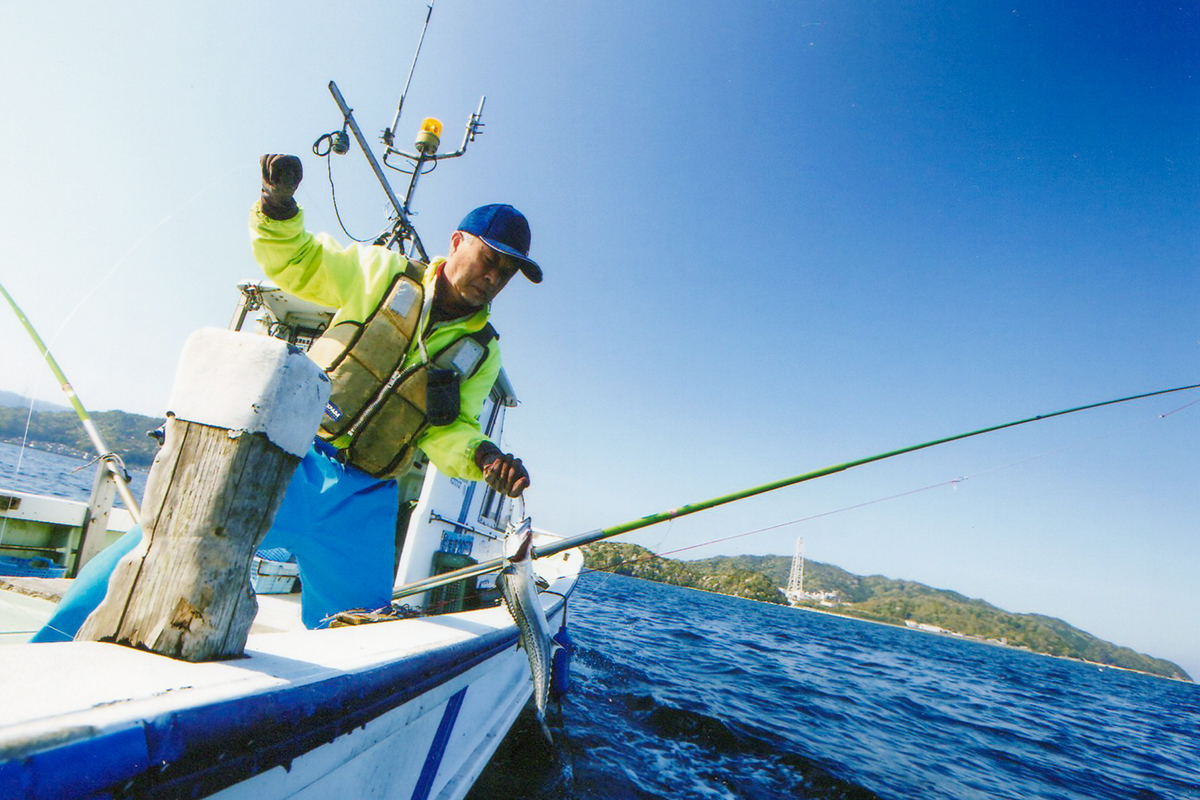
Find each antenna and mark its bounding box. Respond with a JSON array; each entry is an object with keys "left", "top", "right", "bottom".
[
  {"left": 384, "top": 1, "right": 436, "bottom": 150},
  {"left": 326, "top": 81, "right": 428, "bottom": 262},
  {"left": 318, "top": 2, "right": 487, "bottom": 261}
]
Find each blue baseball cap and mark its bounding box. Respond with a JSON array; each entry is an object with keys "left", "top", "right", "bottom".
[{"left": 457, "top": 204, "right": 542, "bottom": 283}]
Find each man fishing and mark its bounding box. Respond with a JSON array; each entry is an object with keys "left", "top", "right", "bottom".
[
  {"left": 251, "top": 153, "right": 537, "bottom": 627},
  {"left": 32, "top": 154, "right": 538, "bottom": 639}
]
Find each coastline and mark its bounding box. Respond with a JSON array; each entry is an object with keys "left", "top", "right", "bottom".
[
  {"left": 0, "top": 438, "right": 92, "bottom": 461},
  {"left": 593, "top": 573, "right": 1193, "bottom": 684},
  {"left": 785, "top": 602, "right": 1194, "bottom": 684}
]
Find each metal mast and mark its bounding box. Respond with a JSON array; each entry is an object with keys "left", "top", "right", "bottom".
[
  {"left": 786, "top": 537, "right": 805, "bottom": 605},
  {"left": 322, "top": 1, "right": 486, "bottom": 261}
]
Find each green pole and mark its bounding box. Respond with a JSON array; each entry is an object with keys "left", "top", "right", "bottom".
[
  {"left": 394, "top": 381, "right": 1200, "bottom": 599},
  {"left": 0, "top": 280, "right": 141, "bottom": 522}
]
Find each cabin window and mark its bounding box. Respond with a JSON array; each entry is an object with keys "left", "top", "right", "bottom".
[
  {"left": 479, "top": 391, "right": 504, "bottom": 437},
  {"left": 477, "top": 386, "right": 509, "bottom": 528},
  {"left": 289, "top": 324, "right": 326, "bottom": 351},
  {"left": 479, "top": 484, "right": 507, "bottom": 529}
]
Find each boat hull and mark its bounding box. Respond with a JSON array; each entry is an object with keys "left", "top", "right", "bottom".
[{"left": 0, "top": 580, "right": 572, "bottom": 800}]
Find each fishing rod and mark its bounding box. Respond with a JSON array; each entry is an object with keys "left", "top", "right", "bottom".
[
  {"left": 393, "top": 381, "right": 1200, "bottom": 600},
  {"left": 0, "top": 280, "right": 141, "bottom": 523}
]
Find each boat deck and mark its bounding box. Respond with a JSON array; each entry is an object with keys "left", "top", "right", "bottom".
[{"left": 0, "top": 577, "right": 309, "bottom": 641}]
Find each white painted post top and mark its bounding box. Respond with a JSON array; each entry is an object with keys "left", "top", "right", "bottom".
[{"left": 166, "top": 329, "right": 331, "bottom": 458}]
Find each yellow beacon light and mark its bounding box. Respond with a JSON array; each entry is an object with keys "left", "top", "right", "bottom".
[{"left": 415, "top": 117, "right": 443, "bottom": 154}]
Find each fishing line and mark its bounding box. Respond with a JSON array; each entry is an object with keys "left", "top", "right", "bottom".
[
  {"left": 0, "top": 280, "right": 142, "bottom": 523},
  {"left": 46, "top": 162, "right": 244, "bottom": 347},
  {"left": 1, "top": 349, "right": 54, "bottom": 547},
  {"left": 395, "top": 382, "right": 1200, "bottom": 599},
  {"left": 642, "top": 517, "right": 675, "bottom": 558},
  {"left": 582, "top": 397, "right": 1199, "bottom": 576},
  {"left": 1158, "top": 397, "right": 1200, "bottom": 418},
  {"left": 4, "top": 396, "right": 38, "bottom": 473},
  {"left": 577, "top": 518, "right": 679, "bottom": 594},
  {"left": 2, "top": 162, "right": 242, "bottom": 544},
  {"left": 578, "top": 480, "right": 961, "bottom": 578},
  {"left": 0, "top": 400, "right": 40, "bottom": 546}
]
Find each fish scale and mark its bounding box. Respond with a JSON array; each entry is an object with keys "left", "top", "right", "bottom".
[{"left": 498, "top": 517, "right": 557, "bottom": 742}]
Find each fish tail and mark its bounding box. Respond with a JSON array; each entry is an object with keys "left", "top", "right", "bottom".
[{"left": 536, "top": 712, "right": 554, "bottom": 744}]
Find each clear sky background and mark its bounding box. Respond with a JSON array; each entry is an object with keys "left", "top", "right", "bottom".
[{"left": 2, "top": 2, "right": 1197, "bottom": 677}]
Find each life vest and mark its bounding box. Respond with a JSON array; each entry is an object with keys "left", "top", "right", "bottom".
[{"left": 305, "top": 261, "right": 496, "bottom": 479}]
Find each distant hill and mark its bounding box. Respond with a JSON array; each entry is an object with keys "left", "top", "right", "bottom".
[
  {"left": 690, "top": 554, "right": 944, "bottom": 604},
  {"left": 582, "top": 542, "right": 785, "bottom": 605},
  {"left": 584, "top": 544, "right": 1191, "bottom": 682},
  {"left": 0, "top": 406, "right": 162, "bottom": 467},
  {"left": 0, "top": 390, "right": 70, "bottom": 414}
]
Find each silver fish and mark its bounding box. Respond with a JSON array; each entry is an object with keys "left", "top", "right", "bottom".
[{"left": 497, "top": 518, "right": 556, "bottom": 742}]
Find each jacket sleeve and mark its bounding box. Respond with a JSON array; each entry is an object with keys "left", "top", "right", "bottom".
[
  {"left": 248, "top": 203, "right": 400, "bottom": 321},
  {"left": 415, "top": 340, "right": 502, "bottom": 481}
]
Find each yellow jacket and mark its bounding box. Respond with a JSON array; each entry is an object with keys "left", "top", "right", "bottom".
[{"left": 249, "top": 203, "right": 500, "bottom": 481}]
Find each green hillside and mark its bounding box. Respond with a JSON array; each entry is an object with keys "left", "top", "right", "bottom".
[
  {"left": 582, "top": 542, "right": 785, "bottom": 605},
  {"left": 0, "top": 391, "right": 70, "bottom": 413},
  {"left": 587, "top": 544, "right": 1191, "bottom": 681},
  {"left": 0, "top": 407, "right": 162, "bottom": 467}
]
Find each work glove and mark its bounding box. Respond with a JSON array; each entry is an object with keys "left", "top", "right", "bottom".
[
  {"left": 259, "top": 154, "right": 303, "bottom": 220},
  {"left": 475, "top": 441, "right": 531, "bottom": 498}
]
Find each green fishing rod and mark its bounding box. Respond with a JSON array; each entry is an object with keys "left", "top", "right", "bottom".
[
  {"left": 0, "top": 280, "right": 141, "bottom": 522},
  {"left": 394, "top": 381, "right": 1200, "bottom": 600}
]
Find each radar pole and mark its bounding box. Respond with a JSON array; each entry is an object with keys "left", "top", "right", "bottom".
[
  {"left": 786, "top": 537, "right": 805, "bottom": 606},
  {"left": 320, "top": 0, "right": 486, "bottom": 261}
]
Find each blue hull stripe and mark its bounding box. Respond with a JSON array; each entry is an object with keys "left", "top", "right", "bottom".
[
  {"left": 410, "top": 687, "right": 468, "bottom": 800},
  {"left": 0, "top": 598, "right": 566, "bottom": 800}
]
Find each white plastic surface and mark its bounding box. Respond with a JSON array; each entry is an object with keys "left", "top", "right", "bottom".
[{"left": 166, "top": 328, "right": 331, "bottom": 457}]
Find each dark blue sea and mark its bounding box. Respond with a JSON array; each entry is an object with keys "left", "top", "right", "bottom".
[
  {"left": 0, "top": 442, "right": 147, "bottom": 508},
  {"left": 473, "top": 573, "right": 1200, "bottom": 800},
  {"left": 5, "top": 444, "right": 1199, "bottom": 799}
]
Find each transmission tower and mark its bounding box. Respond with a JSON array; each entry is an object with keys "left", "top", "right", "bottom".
[{"left": 786, "top": 537, "right": 804, "bottom": 605}]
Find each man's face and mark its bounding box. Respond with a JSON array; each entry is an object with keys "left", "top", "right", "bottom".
[{"left": 441, "top": 231, "right": 521, "bottom": 309}]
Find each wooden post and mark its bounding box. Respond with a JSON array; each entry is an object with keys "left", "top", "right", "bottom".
[{"left": 76, "top": 329, "right": 330, "bottom": 661}]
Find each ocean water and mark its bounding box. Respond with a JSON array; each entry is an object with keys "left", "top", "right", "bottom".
[
  {"left": 473, "top": 573, "right": 1200, "bottom": 800},
  {"left": 7, "top": 444, "right": 1199, "bottom": 798},
  {"left": 0, "top": 442, "right": 147, "bottom": 508}
]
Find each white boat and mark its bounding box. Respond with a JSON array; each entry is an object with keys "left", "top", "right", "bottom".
[
  {"left": 0, "top": 283, "right": 583, "bottom": 800},
  {"left": 0, "top": 27, "right": 589, "bottom": 793}
]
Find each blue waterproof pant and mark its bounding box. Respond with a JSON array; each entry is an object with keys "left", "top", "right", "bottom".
[
  {"left": 258, "top": 441, "right": 399, "bottom": 628},
  {"left": 32, "top": 441, "right": 399, "bottom": 640}
]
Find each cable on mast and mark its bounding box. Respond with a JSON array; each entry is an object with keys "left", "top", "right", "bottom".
[{"left": 320, "top": 1, "right": 486, "bottom": 260}]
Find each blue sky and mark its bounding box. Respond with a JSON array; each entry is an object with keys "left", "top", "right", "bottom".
[{"left": 2, "top": 2, "right": 1197, "bottom": 677}]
